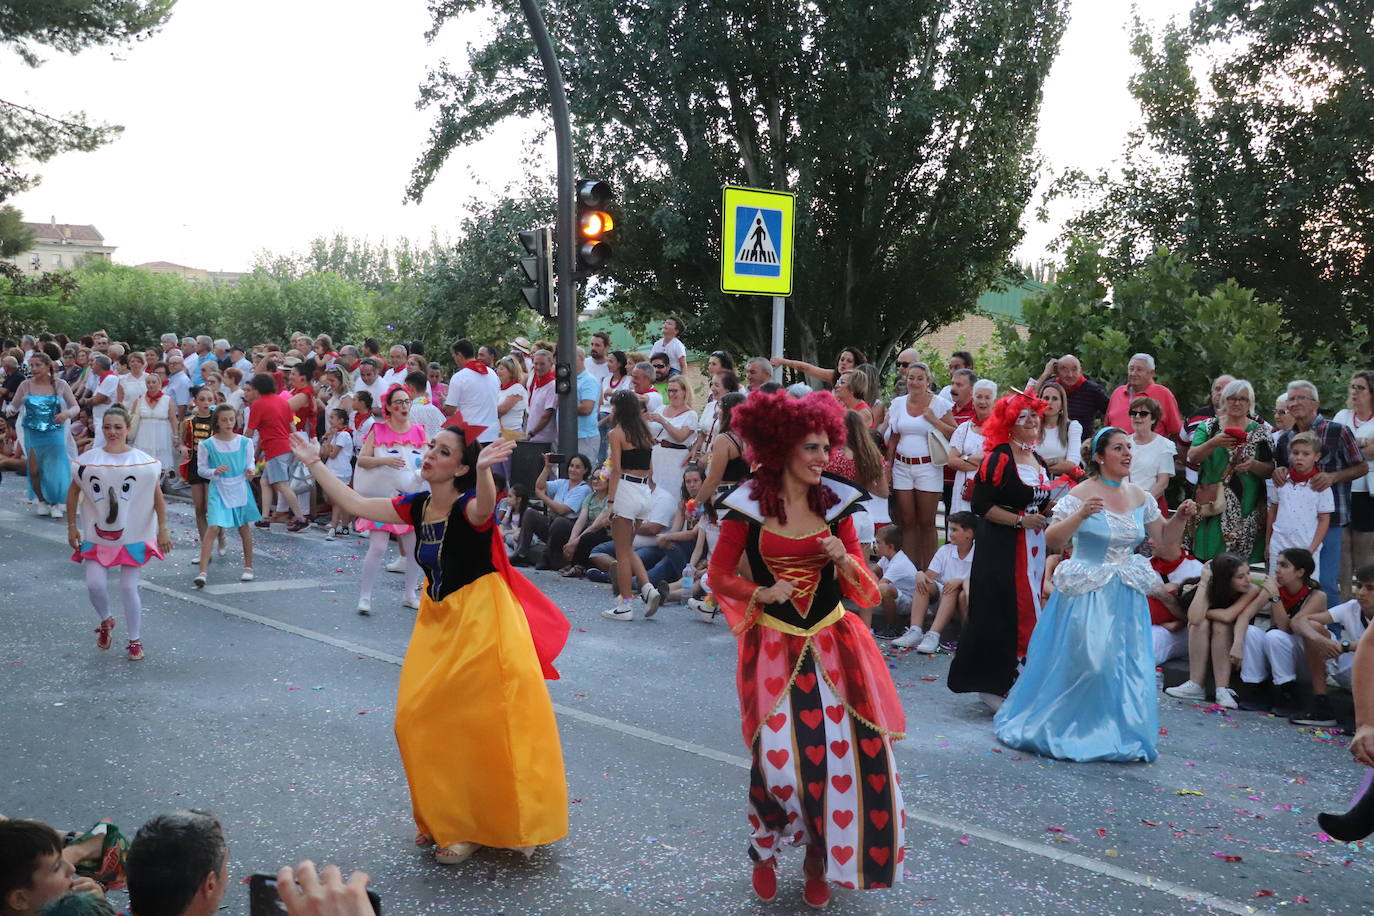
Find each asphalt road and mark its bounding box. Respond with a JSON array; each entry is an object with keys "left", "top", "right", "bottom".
[{"left": 1, "top": 474, "right": 1370, "bottom": 915}]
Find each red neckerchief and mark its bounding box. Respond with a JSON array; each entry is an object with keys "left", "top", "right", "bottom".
[
  {"left": 353, "top": 411, "right": 369, "bottom": 431},
  {"left": 94, "top": 368, "right": 113, "bottom": 382},
  {"left": 292, "top": 383, "right": 314, "bottom": 399},
  {"left": 1063, "top": 376, "right": 1086, "bottom": 393},
  {"left": 500, "top": 380, "right": 519, "bottom": 391},
  {"left": 1279, "top": 584, "right": 1313, "bottom": 613},
  {"left": 1151, "top": 553, "right": 1189, "bottom": 579},
  {"left": 145, "top": 386, "right": 164, "bottom": 406},
  {"left": 1288, "top": 465, "right": 1319, "bottom": 485},
  {"left": 634, "top": 383, "right": 655, "bottom": 396},
  {"left": 530, "top": 370, "right": 555, "bottom": 391},
  {"left": 463, "top": 359, "right": 489, "bottom": 376}
]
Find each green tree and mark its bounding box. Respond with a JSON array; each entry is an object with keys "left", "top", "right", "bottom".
[
  {"left": 1050, "top": 2, "right": 1374, "bottom": 349},
  {"left": 1000, "top": 238, "right": 1368, "bottom": 416},
  {"left": 0, "top": 204, "right": 35, "bottom": 257},
  {"left": 1, "top": 0, "right": 175, "bottom": 200},
  {"left": 407, "top": 0, "right": 1069, "bottom": 368}
]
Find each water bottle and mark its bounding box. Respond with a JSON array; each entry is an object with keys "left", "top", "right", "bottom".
[{"left": 681, "top": 566, "right": 695, "bottom": 593}]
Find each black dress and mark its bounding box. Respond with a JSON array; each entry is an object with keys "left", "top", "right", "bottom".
[{"left": 947, "top": 443, "right": 1052, "bottom": 697}]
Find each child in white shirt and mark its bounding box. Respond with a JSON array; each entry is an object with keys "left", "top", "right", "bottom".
[
  {"left": 871, "top": 524, "right": 918, "bottom": 638},
  {"left": 322, "top": 408, "right": 354, "bottom": 540},
  {"left": 896, "top": 511, "right": 977, "bottom": 653},
  {"left": 1267, "top": 432, "right": 1333, "bottom": 574}
]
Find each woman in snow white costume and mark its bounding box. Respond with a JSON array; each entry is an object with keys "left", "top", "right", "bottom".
[
  {"left": 288, "top": 428, "right": 570, "bottom": 866},
  {"left": 707, "top": 390, "right": 906, "bottom": 908}
]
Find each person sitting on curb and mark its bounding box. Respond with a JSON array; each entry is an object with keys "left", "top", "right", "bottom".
[{"left": 1288, "top": 563, "right": 1374, "bottom": 728}]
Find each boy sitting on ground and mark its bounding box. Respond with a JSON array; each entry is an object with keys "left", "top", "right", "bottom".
[
  {"left": 895, "top": 511, "right": 977, "bottom": 652},
  {"left": 1289, "top": 563, "right": 1374, "bottom": 728},
  {"left": 871, "top": 524, "right": 919, "bottom": 639},
  {"left": 0, "top": 820, "right": 110, "bottom": 916}
]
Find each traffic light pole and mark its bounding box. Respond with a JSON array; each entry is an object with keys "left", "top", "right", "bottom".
[{"left": 518, "top": 0, "right": 579, "bottom": 457}]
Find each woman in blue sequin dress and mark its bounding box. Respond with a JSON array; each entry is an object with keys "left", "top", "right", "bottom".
[
  {"left": 7, "top": 353, "right": 79, "bottom": 518},
  {"left": 994, "top": 427, "right": 1197, "bottom": 762}
]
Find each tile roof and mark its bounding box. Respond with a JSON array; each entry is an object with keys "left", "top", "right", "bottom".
[{"left": 22, "top": 221, "right": 106, "bottom": 243}]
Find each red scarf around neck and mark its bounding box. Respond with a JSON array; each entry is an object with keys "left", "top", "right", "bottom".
[
  {"left": 463, "top": 360, "right": 489, "bottom": 375},
  {"left": 1150, "top": 552, "right": 1189, "bottom": 579},
  {"left": 530, "top": 370, "right": 555, "bottom": 391},
  {"left": 145, "top": 384, "right": 165, "bottom": 406},
  {"left": 500, "top": 380, "right": 519, "bottom": 391},
  {"left": 1279, "top": 583, "right": 1313, "bottom": 613},
  {"left": 1288, "top": 465, "right": 1319, "bottom": 485}
]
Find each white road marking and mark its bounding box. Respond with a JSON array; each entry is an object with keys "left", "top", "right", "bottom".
[
  {"left": 202, "top": 578, "right": 324, "bottom": 595},
  {"left": 3, "top": 504, "right": 1254, "bottom": 914}
]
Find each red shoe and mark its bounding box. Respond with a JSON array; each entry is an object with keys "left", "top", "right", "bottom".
[
  {"left": 126, "top": 640, "right": 144, "bottom": 661},
  {"left": 803, "top": 849, "right": 829, "bottom": 908},
  {"left": 95, "top": 617, "right": 115, "bottom": 651},
  {"left": 751, "top": 859, "right": 777, "bottom": 902}
]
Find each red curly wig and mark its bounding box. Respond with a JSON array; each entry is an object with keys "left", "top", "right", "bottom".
[
  {"left": 729, "top": 389, "right": 848, "bottom": 523},
  {"left": 980, "top": 385, "right": 1049, "bottom": 450}
]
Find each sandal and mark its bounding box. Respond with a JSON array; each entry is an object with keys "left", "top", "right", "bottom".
[
  {"left": 95, "top": 617, "right": 115, "bottom": 651},
  {"left": 415, "top": 833, "right": 434, "bottom": 848},
  {"left": 126, "top": 640, "right": 144, "bottom": 661},
  {"left": 434, "top": 842, "right": 479, "bottom": 865}
]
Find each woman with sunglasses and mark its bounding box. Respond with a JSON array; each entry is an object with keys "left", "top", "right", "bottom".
[{"left": 1127, "top": 396, "right": 1176, "bottom": 514}]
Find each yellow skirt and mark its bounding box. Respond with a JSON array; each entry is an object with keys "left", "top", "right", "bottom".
[{"left": 395, "top": 571, "right": 568, "bottom": 848}]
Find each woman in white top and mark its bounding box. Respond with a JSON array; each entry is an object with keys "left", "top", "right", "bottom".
[
  {"left": 320, "top": 367, "right": 355, "bottom": 421},
  {"left": 946, "top": 380, "right": 997, "bottom": 515},
  {"left": 647, "top": 376, "right": 698, "bottom": 495},
  {"left": 131, "top": 377, "right": 177, "bottom": 469},
  {"left": 117, "top": 352, "right": 150, "bottom": 411},
  {"left": 599, "top": 350, "right": 633, "bottom": 435},
  {"left": 884, "top": 361, "right": 955, "bottom": 568},
  {"left": 691, "top": 370, "right": 740, "bottom": 465},
  {"left": 496, "top": 356, "right": 529, "bottom": 437},
  {"left": 1334, "top": 369, "right": 1374, "bottom": 585},
  {"left": 1126, "top": 394, "right": 1176, "bottom": 512},
  {"left": 1035, "top": 381, "right": 1083, "bottom": 475}
]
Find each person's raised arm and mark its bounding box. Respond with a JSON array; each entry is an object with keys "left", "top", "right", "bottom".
[
  {"left": 1144, "top": 498, "right": 1197, "bottom": 545},
  {"left": 464, "top": 438, "right": 512, "bottom": 526},
  {"left": 770, "top": 356, "right": 836, "bottom": 385},
  {"left": 292, "top": 432, "right": 404, "bottom": 524},
  {"left": 697, "top": 433, "right": 731, "bottom": 496}
]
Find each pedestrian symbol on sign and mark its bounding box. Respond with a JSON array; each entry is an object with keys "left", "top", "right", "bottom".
[{"left": 733, "top": 207, "right": 783, "bottom": 278}]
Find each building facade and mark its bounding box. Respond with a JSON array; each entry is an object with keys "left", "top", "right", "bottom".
[{"left": 2, "top": 218, "right": 116, "bottom": 275}]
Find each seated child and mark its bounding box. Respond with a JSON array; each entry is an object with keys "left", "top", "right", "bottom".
[
  {"left": 872, "top": 524, "right": 918, "bottom": 638},
  {"left": 0, "top": 820, "right": 111, "bottom": 916},
  {"left": 898, "top": 511, "right": 976, "bottom": 653},
  {"left": 1146, "top": 537, "right": 1204, "bottom": 665},
  {"left": 1288, "top": 562, "right": 1374, "bottom": 728}
]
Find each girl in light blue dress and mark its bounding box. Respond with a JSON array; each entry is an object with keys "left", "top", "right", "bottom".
[
  {"left": 194, "top": 405, "right": 261, "bottom": 587},
  {"left": 994, "top": 427, "right": 1197, "bottom": 762}
]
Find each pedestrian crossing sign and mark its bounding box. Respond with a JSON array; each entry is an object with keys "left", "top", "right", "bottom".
[{"left": 721, "top": 185, "right": 795, "bottom": 296}]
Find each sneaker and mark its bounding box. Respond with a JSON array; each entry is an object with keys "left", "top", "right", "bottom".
[
  {"left": 1236, "top": 682, "right": 1272, "bottom": 712},
  {"left": 240, "top": 568, "right": 254, "bottom": 582},
  {"left": 193, "top": 573, "right": 207, "bottom": 589},
  {"left": 889, "top": 626, "right": 925, "bottom": 649},
  {"left": 35, "top": 503, "right": 49, "bottom": 517},
  {"left": 510, "top": 554, "right": 533, "bottom": 567},
  {"left": 915, "top": 630, "right": 942, "bottom": 654},
  {"left": 216, "top": 538, "right": 226, "bottom": 557},
  {"left": 254, "top": 520, "right": 271, "bottom": 529},
  {"left": 286, "top": 518, "right": 310, "bottom": 533},
  {"left": 387, "top": 556, "right": 406, "bottom": 573},
  {"left": 1290, "top": 695, "right": 1337, "bottom": 727},
  {"left": 324, "top": 527, "right": 339, "bottom": 541},
  {"left": 978, "top": 692, "right": 1004, "bottom": 712},
  {"left": 49, "top": 504, "right": 63, "bottom": 521},
  {"left": 688, "top": 597, "right": 717, "bottom": 623},
  {"left": 402, "top": 593, "right": 421, "bottom": 610},
  {"left": 602, "top": 601, "right": 636, "bottom": 622},
  {"left": 356, "top": 597, "right": 372, "bottom": 616},
  {"left": 95, "top": 617, "right": 115, "bottom": 651},
  {"left": 1164, "top": 679, "right": 1207, "bottom": 701},
  {"left": 126, "top": 640, "right": 144, "bottom": 661},
  {"left": 1272, "top": 681, "right": 1301, "bottom": 718},
  {"left": 641, "top": 582, "right": 663, "bottom": 618},
  {"left": 1214, "top": 686, "right": 1238, "bottom": 709}
]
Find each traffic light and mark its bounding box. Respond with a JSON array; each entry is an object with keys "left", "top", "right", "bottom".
[
  {"left": 575, "top": 178, "right": 614, "bottom": 274},
  {"left": 518, "top": 226, "right": 553, "bottom": 318}
]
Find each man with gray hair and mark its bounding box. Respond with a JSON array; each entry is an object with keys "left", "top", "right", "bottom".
[
  {"left": 186, "top": 335, "right": 212, "bottom": 385},
  {"left": 160, "top": 333, "right": 178, "bottom": 360},
  {"left": 211, "top": 338, "right": 231, "bottom": 371},
  {"left": 1106, "top": 352, "right": 1182, "bottom": 437},
  {"left": 86, "top": 354, "right": 120, "bottom": 446},
  {"left": 1274, "top": 379, "right": 1369, "bottom": 603}
]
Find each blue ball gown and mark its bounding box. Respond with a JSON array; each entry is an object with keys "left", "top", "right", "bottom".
[{"left": 993, "top": 492, "right": 1163, "bottom": 762}]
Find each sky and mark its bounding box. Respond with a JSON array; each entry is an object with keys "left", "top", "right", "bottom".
[{"left": 2, "top": 0, "right": 1198, "bottom": 272}]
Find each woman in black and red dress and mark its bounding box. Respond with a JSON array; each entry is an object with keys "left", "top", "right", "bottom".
[
  {"left": 708, "top": 390, "right": 906, "bottom": 908},
  {"left": 947, "top": 388, "right": 1053, "bottom": 711}
]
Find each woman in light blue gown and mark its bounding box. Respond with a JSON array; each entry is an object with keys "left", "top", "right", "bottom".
[{"left": 994, "top": 427, "right": 1197, "bottom": 762}]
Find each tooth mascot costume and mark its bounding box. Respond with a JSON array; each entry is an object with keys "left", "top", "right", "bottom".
[{"left": 68, "top": 406, "right": 170, "bottom": 660}]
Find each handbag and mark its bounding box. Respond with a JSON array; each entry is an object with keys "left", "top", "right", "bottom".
[
  {"left": 1195, "top": 480, "right": 1228, "bottom": 517},
  {"left": 927, "top": 428, "right": 951, "bottom": 467}
]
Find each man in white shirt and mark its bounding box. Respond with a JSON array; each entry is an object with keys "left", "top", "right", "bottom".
[
  {"left": 380, "top": 345, "right": 410, "bottom": 388},
  {"left": 159, "top": 333, "right": 178, "bottom": 362},
  {"left": 584, "top": 331, "right": 612, "bottom": 385},
  {"left": 229, "top": 345, "right": 254, "bottom": 376},
  {"left": 652, "top": 317, "right": 688, "bottom": 375},
  {"left": 354, "top": 358, "right": 389, "bottom": 414},
  {"left": 631, "top": 362, "right": 664, "bottom": 414},
  {"left": 87, "top": 355, "right": 121, "bottom": 447},
  {"left": 165, "top": 355, "right": 193, "bottom": 418},
  {"left": 525, "top": 349, "right": 559, "bottom": 446},
  {"left": 20, "top": 335, "right": 35, "bottom": 366},
  {"left": 405, "top": 370, "right": 446, "bottom": 441},
  {"left": 443, "top": 339, "right": 500, "bottom": 443}
]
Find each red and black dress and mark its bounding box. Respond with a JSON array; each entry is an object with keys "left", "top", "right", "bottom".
[
  {"left": 708, "top": 477, "right": 907, "bottom": 889},
  {"left": 947, "top": 442, "right": 1051, "bottom": 697}
]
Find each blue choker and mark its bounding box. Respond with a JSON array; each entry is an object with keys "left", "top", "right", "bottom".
[{"left": 1099, "top": 476, "right": 1124, "bottom": 488}]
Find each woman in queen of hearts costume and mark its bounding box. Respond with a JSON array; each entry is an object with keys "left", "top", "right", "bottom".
[
  {"left": 707, "top": 389, "right": 906, "bottom": 908},
  {"left": 65, "top": 405, "right": 172, "bottom": 661}
]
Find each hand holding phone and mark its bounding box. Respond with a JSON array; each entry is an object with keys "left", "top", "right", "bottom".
[{"left": 250, "top": 865, "right": 379, "bottom": 916}]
